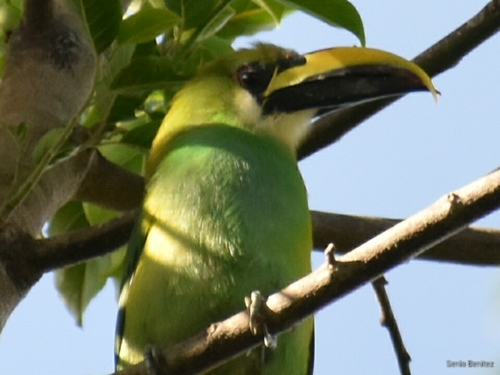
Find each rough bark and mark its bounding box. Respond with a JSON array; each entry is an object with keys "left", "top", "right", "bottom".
[{"left": 0, "top": 0, "right": 96, "bottom": 332}]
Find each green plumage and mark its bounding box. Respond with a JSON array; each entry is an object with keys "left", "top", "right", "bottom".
[
  {"left": 115, "top": 40, "right": 437, "bottom": 375},
  {"left": 117, "top": 126, "right": 313, "bottom": 374},
  {"left": 115, "top": 44, "right": 315, "bottom": 374}
]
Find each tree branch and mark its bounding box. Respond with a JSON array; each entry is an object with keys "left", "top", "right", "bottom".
[
  {"left": 35, "top": 210, "right": 138, "bottom": 273},
  {"left": 5, "top": 209, "right": 496, "bottom": 279},
  {"left": 297, "top": 0, "right": 500, "bottom": 159},
  {"left": 52, "top": 0, "right": 500, "bottom": 274},
  {"left": 0, "top": 206, "right": 493, "bottom": 283},
  {"left": 372, "top": 276, "right": 411, "bottom": 375},
  {"left": 75, "top": 151, "right": 145, "bottom": 211},
  {"left": 72, "top": 0, "right": 500, "bottom": 209},
  {"left": 311, "top": 211, "right": 500, "bottom": 266},
  {"left": 111, "top": 161, "right": 500, "bottom": 375},
  {"left": 0, "top": 0, "right": 97, "bottom": 332}
]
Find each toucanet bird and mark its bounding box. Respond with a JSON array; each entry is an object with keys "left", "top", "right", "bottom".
[{"left": 115, "top": 43, "right": 436, "bottom": 374}]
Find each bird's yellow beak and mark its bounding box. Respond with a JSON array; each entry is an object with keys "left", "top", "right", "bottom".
[{"left": 262, "top": 47, "right": 437, "bottom": 114}]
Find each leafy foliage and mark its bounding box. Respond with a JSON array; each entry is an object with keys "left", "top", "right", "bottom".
[
  {"left": 81, "top": 0, "right": 122, "bottom": 53},
  {"left": 19, "top": 0, "right": 365, "bottom": 323},
  {"left": 279, "top": 0, "right": 365, "bottom": 45}
]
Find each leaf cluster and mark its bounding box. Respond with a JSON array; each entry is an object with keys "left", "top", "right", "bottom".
[{"left": 0, "top": 0, "right": 364, "bottom": 324}]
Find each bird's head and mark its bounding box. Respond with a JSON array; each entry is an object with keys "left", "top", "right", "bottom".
[{"left": 149, "top": 43, "right": 437, "bottom": 174}]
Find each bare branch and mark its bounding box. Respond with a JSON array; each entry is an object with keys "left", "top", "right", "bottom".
[
  {"left": 372, "top": 276, "right": 411, "bottom": 375},
  {"left": 298, "top": 0, "right": 500, "bottom": 159},
  {"left": 111, "top": 163, "right": 500, "bottom": 375},
  {"left": 6, "top": 208, "right": 496, "bottom": 280},
  {"left": 0, "top": 209, "right": 136, "bottom": 297},
  {"left": 0, "top": 0, "right": 97, "bottom": 331},
  {"left": 35, "top": 210, "right": 138, "bottom": 273},
  {"left": 0, "top": 208, "right": 135, "bottom": 335},
  {"left": 75, "top": 152, "right": 145, "bottom": 211},
  {"left": 8, "top": 209, "right": 496, "bottom": 280},
  {"left": 311, "top": 211, "right": 500, "bottom": 266},
  {"left": 54, "top": 0, "right": 500, "bottom": 274}
]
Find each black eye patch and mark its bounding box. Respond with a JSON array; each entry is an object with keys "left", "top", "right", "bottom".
[
  {"left": 276, "top": 54, "right": 306, "bottom": 73},
  {"left": 236, "top": 54, "right": 306, "bottom": 101},
  {"left": 236, "top": 62, "right": 275, "bottom": 100}
]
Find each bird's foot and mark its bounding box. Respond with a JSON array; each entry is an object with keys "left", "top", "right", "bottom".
[
  {"left": 144, "top": 345, "right": 169, "bottom": 375},
  {"left": 245, "top": 290, "right": 277, "bottom": 349}
]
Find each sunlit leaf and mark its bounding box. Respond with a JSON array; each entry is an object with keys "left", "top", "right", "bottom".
[
  {"left": 197, "top": 5, "right": 235, "bottom": 40},
  {"left": 216, "top": 0, "right": 290, "bottom": 40},
  {"left": 0, "top": 3, "right": 22, "bottom": 32},
  {"left": 252, "top": 0, "right": 287, "bottom": 24},
  {"left": 196, "top": 35, "right": 234, "bottom": 60},
  {"left": 99, "top": 143, "right": 144, "bottom": 173},
  {"left": 217, "top": 7, "right": 280, "bottom": 39},
  {"left": 83, "top": 203, "right": 118, "bottom": 225},
  {"left": 110, "top": 56, "right": 185, "bottom": 92},
  {"left": 118, "top": 8, "right": 180, "bottom": 45},
  {"left": 165, "top": 0, "right": 227, "bottom": 29},
  {"left": 277, "top": 0, "right": 365, "bottom": 45}
]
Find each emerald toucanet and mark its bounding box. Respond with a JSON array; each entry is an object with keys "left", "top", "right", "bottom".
[{"left": 115, "top": 43, "right": 436, "bottom": 374}]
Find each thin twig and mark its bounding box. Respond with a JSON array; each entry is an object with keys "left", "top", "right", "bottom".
[{"left": 372, "top": 276, "right": 411, "bottom": 375}]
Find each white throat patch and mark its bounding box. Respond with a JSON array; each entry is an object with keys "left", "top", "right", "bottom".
[{"left": 234, "top": 89, "right": 314, "bottom": 153}]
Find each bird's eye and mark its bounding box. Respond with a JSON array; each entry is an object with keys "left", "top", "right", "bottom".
[{"left": 236, "top": 62, "right": 275, "bottom": 98}]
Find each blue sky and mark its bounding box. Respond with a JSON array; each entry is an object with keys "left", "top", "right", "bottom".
[{"left": 1, "top": 1, "right": 499, "bottom": 374}]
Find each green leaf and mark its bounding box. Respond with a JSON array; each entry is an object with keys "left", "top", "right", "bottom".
[
  {"left": 49, "top": 202, "right": 126, "bottom": 326},
  {"left": 197, "top": 6, "right": 235, "bottom": 40},
  {"left": 277, "top": 0, "right": 365, "bottom": 45},
  {"left": 90, "top": 43, "right": 136, "bottom": 125},
  {"left": 165, "top": 0, "right": 227, "bottom": 29},
  {"left": 55, "top": 261, "right": 101, "bottom": 327},
  {"left": 117, "top": 8, "right": 180, "bottom": 45},
  {"left": 120, "top": 120, "right": 161, "bottom": 149},
  {"left": 55, "top": 249, "right": 125, "bottom": 326},
  {"left": 217, "top": 8, "right": 280, "bottom": 39},
  {"left": 216, "top": 0, "right": 290, "bottom": 40},
  {"left": 82, "top": 0, "right": 122, "bottom": 53},
  {"left": 83, "top": 203, "right": 118, "bottom": 225},
  {"left": 32, "top": 128, "right": 66, "bottom": 164},
  {"left": 48, "top": 201, "right": 89, "bottom": 237},
  {"left": 252, "top": 0, "right": 287, "bottom": 24},
  {"left": 107, "top": 95, "right": 148, "bottom": 123},
  {"left": 99, "top": 143, "right": 145, "bottom": 173},
  {"left": 0, "top": 3, "right": 22, "bottom": 32},
  {"left": 195, "top": 36, "right": 234, "bottom": 61},
  {"left": 167, "top": 0, "right": 234, "bottom": 51},
  {"left": 49, "top": 202, "right": 89, "bottom": 326},
  {"left": 110, "top": 56, "right": 185, "bottom": 92},
  {"left": 132, "top": 40, "right": 161, "bottom": 58}
]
